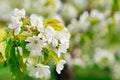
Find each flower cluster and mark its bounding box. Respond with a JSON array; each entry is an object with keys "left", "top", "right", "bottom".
[
  {"left": 0, "top": 0, "right": 119, "bottom": 80},
  {"left": 6, "top": 8, "right": 70, "bottom": 79}
]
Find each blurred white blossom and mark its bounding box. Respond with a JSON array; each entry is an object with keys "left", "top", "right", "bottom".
[
  {"left": 112, "top": 62, "right": 120, "bottom": 80},
  {"left": 94, "top": 48, "right": 115, "bottom": 67},
  {"left": 61, "top": 4, "right": 77, "bottom": 20}
]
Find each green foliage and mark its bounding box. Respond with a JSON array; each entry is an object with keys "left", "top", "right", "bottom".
[
  {"left": 112, "top": 0, "right": 119, "bottom": 12},
  {"left": 5, "top": 38, "right": 26, "bottom": 80},
  {"left": 9, "top": 46, "right": 23, "bottom": 80},
  {"left": 5, "top": 38, "right": 13, "bottom": 63},
  {"left": 73, "top": 65, "right": 111, "bottom": 80},
  {"left": 20, "top": 40, "right": 29, "bottom": 57}
]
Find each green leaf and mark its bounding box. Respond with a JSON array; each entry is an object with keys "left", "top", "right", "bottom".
[
  {"left": 112, "top": 0, "right": 119, "bottom": 12},
  {"left": 14, "top": 40, "right": 21, "bottom": 46},
  {"left": 9, "top": 46, "right": 23, "bottom": 80},
  {"left": 17, "top": 51, "right": 26, "bottom": 74},
  {"left": 10, "top": 61, "right": 23, "bottom": 80},
  {"left": 49, "top": 50, "right": 59, "bottom": 62},
  {"left": 42, "top": 48, "right": 59, "bottom": 65},
  {"left": 42, "top": 48, "right": 50, "bottom": 64},
  {"left": 5, "top": 38, "right": 13, "bottom": 63},
  {"left": 43, "top": 48, "right": 49, "bottom": 59},
  {"left": 9, "top": 45, "right": 17, "bottom": 63},
  {"left": 0, "top": 52, "right": 4, "bottom": 65},
  {"left": 20, "top": 40, "right": 29, "bottom": 58}
]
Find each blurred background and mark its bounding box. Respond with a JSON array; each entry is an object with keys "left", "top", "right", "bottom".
[{"left": 0, "top": 0, "right": 120, "bottom": 80}]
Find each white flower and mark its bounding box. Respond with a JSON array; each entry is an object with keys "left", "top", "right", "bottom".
[
  {"left": 30, "top": 14, "right": 43, "bottom": 30},
  {"left": 29, "top": 64, "right": 50, "bottom": 78},
  {"left": 27, "top": 55, "right": 38, "bottom": 67},
  {"left": 74, "top": 0, "right": 87, "bottom": 9},
  {"left": 25, "top": 36, "right": 46, "bottom": 55},
  {"left": 8, "top": 16, "right": 22, "bottom": 35},
  {"left": 80, "top": 11, "right": 89, "bottom": 22},
  {"left": 90, "top": 9, "right": 105, "bottom": 20},
  {"left": 54, "top": 0, "right": 62, "bottom": 11},
  {"left": 79, "top": 11, "right": 90, "bottom": 31},
  {"left": 61, "top": 4, "right": 77, "bottom": 19},
  {"left": 8, "top": 8, "right": 25, "bottom": 35},
  {"left": 114, "top": 11, "right": 120, "bottom": 23},
  {"left": 57, "top": 43, "right": 69, "bottom": 57},
  {"left": 72, "top": 58, "right": 86, "bottom": 68},
  {"left": 68, "top": 11, "right": 90, "bottom": 32},
  {"left": 112, "top": 63, "right": 120, "bottom": 80},
  {"left": 53, "top": 28, "right": 70, "bottom": 57},
  {"left": 56, "top": 60, "right": 66, "bottom": 74},
  {"left": 13, "top": 8, "right": 25, "bottom": 19},
  {"left": 38, "top": 26, "right": 55, "bottom": 43},
  {"left": 57, "top": 28, "right": 70, "bottom": 44},
  {"left": 94, "top": 48, "right": 115, "bottom": 66},
  {"left": 49, "top": 28, "right": 70, "bottom": 57},
  {"left": 51, "top": 31, "right": 59, "bottom": 47}
]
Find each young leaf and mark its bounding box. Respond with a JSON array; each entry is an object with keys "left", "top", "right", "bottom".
[
  {"left": 9, "top": 46, "right": 23, "bottom": 80},
  {"left": 0, "top": 29, "right": 7, "bottom": 42},
  {"left": 43, "top": 19, "right": 64, "bottom": 31},
  {"left": 5, "top": 38, "right": 13, "bottom": 63}
]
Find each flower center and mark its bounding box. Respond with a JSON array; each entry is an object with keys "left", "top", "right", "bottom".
[
  {"left": 42, "top": 31, "right": 47, "bottom": 35},
  {"left": 34, "top": 40, "right": 39, "bottom": 44}
]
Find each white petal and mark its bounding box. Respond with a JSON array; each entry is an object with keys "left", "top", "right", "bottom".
[
  {"left": 58, "top": 28, "right": 70, "bottom": 44},
  {"left": 36, "top": 64, "right": 50, "bottom": 78},
  {"left": 38, "top": 25, "right": 44, "bottom": 32},
  {"left": 11, "top": 16, "right": 19, "bottom": 23},
  {"left": 25, "top": 36, "right": 34, "bottom": 42},
  {"left": 37, "top": 71, "right": 43, "bottom": 78},
  {"left": 29, "top": 68, "right": 38, "bottom": 77},
  {"left": 8, "top": 24, "right": 16, "bottom": 29},
  {"left": 30, "top": 14, "right": 43, "bottom": 28},
  {"left": 30, "top": 50, "right": 42, "bottom": 56},
  {"left": 17, "top": 46, "right": 22, "bottom": 56},
  {"left": 57, "top": 51, "right": 61, "bottom": 58},
  {"left": 20, "top": 9, "right": 25, "bottom": 17},
  {"left": 26, "top": 43, "right": 33, "bottom": 51},
  {"left": 56, "top": 60, "right": 66, "bottom": 74},
  {"left": 52, "top": 38, "right": 58, "bottom": 47},
  {"left": 13, "top": 8, "right": 25, "bottom": 18},
  {"left": 44, "top": 69, "right": 50, "bottom": 78},
  {"left": 46, "top": 26, "right": 55, "bottom": 42},
  {"left": 30, "top": 14, "right": 37, "bottom": 26},
  {"left": 38, "top": 33, "right": 43, "bottom": 39},
  {"left": 58, "top": 43, "right": 69, "bottom": 55},
  {"left": 14, "top": 27, "right": 21, "bottom": 35}
]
